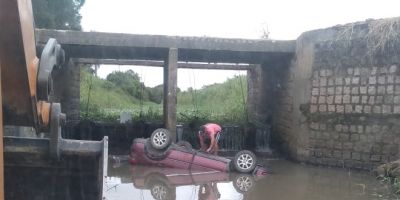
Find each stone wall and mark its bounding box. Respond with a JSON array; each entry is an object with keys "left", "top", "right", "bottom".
[{"left": 274, "top": 18, "right": 400, "bottom": 169}]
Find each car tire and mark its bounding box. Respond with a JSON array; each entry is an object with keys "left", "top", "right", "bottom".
[
  {"left": 232, "top": 173, "right": 255, "bottom": 194},
  {"left": 145, "top": 139, "right": 169, "bottom": 160},
  {"left": 150, "top": 128, "right": 172, "bottom": 150},
  {"left": 176, "top": 140, "right": 192, "bottom": 150},
  {"left": 233, "top": 150, "right": 257, "bottom": 173}
]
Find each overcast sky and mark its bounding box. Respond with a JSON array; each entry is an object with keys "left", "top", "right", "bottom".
[{"left": 80, "top": 0, "right": 400, "bottom": 90}]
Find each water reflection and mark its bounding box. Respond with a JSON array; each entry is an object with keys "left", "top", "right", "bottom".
[
  {"left": 105, "top": 163, "right": 263, "bottom": 200},
  {"left": 106, "top": 158, "right": 394, "bottom": 200}
]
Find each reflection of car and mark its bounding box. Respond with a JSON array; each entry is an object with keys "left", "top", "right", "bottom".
[
  {"left": 130, "top": 165, "right": 265, "bottom": 200},
  {"left": 130, "top": 128, "right": 268, "bottom": 175}
]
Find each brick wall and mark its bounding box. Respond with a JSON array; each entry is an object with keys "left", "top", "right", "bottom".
[{"left": 274, "top": 18, "right": 400, "bottom": 168}]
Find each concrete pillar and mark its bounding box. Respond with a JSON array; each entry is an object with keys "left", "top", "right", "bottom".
[
  {"left": 52, "top": 59, "right": 80, "bottom": 121},
  {"left": 163, "top": 48, "right": 178, "bottom": 141},
  {"left": 247, "top": 64, "right": 266, "bottom": 124}
]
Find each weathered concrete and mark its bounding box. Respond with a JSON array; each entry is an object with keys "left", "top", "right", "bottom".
[
  {"left": 74, "top": 58, "right": 252, "bottom": 70},
  {"left": 163, "top": 48, "right": 178, "bottom": 140},
  {"left": 274, "top": 18, "right": 400, "bottom": 169},
  {"left": 36, "top": 29, "right": 295, "bottom": 64},
  {"left": 52, "top": 59, "right": 80, "bottom": 121}
]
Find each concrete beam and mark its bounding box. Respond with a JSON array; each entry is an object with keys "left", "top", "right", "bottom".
[
  {"left": 163, "top": 48, "right": 178, "bottom": 141},
  {"left": 36, "top": 29, "right": 295, "bottom": 64},
  {"left": 74, "top": 58, "right": 252, "bottom": 70}
]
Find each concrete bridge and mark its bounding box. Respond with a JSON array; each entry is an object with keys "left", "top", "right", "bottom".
[
  {"left": 36, "top": 17, "right": 400, "bottom": 169},
  {"left": 36, "top": 29, "right": 295, "bottom": 141}
]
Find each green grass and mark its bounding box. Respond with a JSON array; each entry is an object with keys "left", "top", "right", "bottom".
[{"left": 80, "top": 68, "right": 248, "bottom": 124}]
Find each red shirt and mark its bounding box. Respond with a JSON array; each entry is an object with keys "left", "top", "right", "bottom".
[{"left": 202, "top": 123, "right": 222, "bottom": 138}]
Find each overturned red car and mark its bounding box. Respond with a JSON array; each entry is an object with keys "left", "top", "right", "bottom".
[{"left": 130, "top": 128, "right": 267, "bottom": 175}]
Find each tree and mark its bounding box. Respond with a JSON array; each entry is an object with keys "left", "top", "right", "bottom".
[
  {"left": 106, "top": 70, "right": 142, "bottom": 99},
  {"left": 32, "top": 0, "right": 85, "bottom": 30}
]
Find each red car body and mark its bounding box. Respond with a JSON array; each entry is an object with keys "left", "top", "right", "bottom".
[{"left": 130, "top": 138, "right": 267, "bottom": 176}]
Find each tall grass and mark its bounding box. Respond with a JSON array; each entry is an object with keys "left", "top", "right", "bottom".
[{"left": 80, "top": 68, "right": 248, "bottom": 124}]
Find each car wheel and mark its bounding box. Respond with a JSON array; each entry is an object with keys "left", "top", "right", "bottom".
[
  {"left": 233, "top": 150, "right": 257, "bottom": 173},
  {"left": 145, "top": 139, "right": 169, "bottom": 160},
  {"left": 232, "top": 173, "right": 255, "bottom": 193},
  {"left": 150, "top": 129, "right": 172, "bottom": 150},
  {"left": 176, "top": 140, "right": 192, "bottom": 150}
]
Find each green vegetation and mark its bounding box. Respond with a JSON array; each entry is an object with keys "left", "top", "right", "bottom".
[
  {"left": 80, "top": 67, "right": 248, "bottom": 124},
  {"left": 32, "top": 0, "right": 84, "bottom": 30}
]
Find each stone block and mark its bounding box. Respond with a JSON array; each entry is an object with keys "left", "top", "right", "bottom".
[
  {"left": 387, "top": 85, "right": 394, "bottom": 94},
  {"left": 312, "top": 79, "right": 319, "bottom": 87},
  {"left": 371, "top": 155, "right": 381, "bottom": 162},
  {"left": 345, "top": 77, "right": 351, "bottom": 85},
  {"left": 319, "top": 124, "right": 326, "bottom": 130},
  {"left": 320, "top": 69, "right": 327, "bottom": 77},
  {"left": 347, "top": 68, "right": 354, "bottom": 75},
  {"left": 351, "top": 134, "right": 360, "bottom": 141},
  {"left": 335, "top": 124, "right": 342, "bottom": 132},
  {"left": 352, "top": 77, "right": 360, "bottom": 85},
  {"left": 368, "top": 86, "right": 376, "bottom": 95},
  {"left": 335, "top": 77, "right": 343, "bottom": 85},
  {"left": 328, "top": 78, "right": 334, "bottom": 86},
  {"left": 336, "top": 105, "right": 344, "bottom": 113},
  {"left": 352, "top": 152, "right": 361, "bottom": 161},
  {"left": 357, "top": 125, "right": 364, "bottom": 134},
  {"left": 396, "top": 76, "right": 400, "bottom": 84},
  {"left": 372, "top": 125, "right": 381, "bottom": 132},
  {"left": 361, "top": 154, "right": 370, "bottom": 162},
  {"left": 313, "top": 70, "right": 319, "bottom": 78},
  {"left": 343, "top": 151, "right": 352, "bottom": 159},
  {"left": 382, "top": 105, "right": 392, "bottom": 114},
  {"left": 345, "top": 104, "right": 353, "bottom": 113},
  {"left": 340, "top": 134, "right": 349, "bottom": 141},
  {"left": 389, "top": 65, "right": 398, "bottom": 73},
  {"left": 335, "top": 95, "right": 342, "bottom": 104},
  {"left": 376, "top": 96, "right": 383, "bottom": 104},
  {"left": 394, "top": 96, "right": 400, "bottom": 104},
  {"left": 378, "top": 76, "right": 386, "bottom": 84},
  {"left": 327, "top": 87, "right": 335, "bottom": 95},
  {"left": 350, "top": 125, "right": 357, "bottom": 133},
  {"left": 371, "top": 67, "right": 378, "bottom": 75},
  {"left": 328, "top": 105, "right": 336, "bottom": 112},
  {"left": 351, "top": 96, "right": 360, "bottom": 104},
  {"left": 388, "top": 75, "right": 394, "bottom": 84},
  {"left": 343, "top": 95, "right": 351, "bottom": 104},
  {"left": 396, "top": 86, "right": 400, "bottom": 94},
  {"left": 312, "top": 88, "right": 319, "bottom": 96},
  {"left": 365, "top": 125, "right": 372, "bottom": 133},
  {"left": 355, "top": 105, "right": 363, "bottom": 113},
  {"left": 380, "top": 67, "right": 388, "bottom": 74},
  {"left": 342, "top": 125, "right": 349, "bottom": 132},
  {"left": 319, "top": 96, "right": 326, "bottom": 104},
  {"left": 394, "top": 106, "right": 400, "bottom": 113},
  {"left": 354, "top": 67, "right": 360, "bottom": 76},
  {"left": 384, "top": 95, "right": 394, "bottom": 104},
  {"left": 363, "top": 105, "right": 371, "bottom": 113},
  {"left": 335, "top": 87, "right": 343, "bottom": 95},
  {"left": 373, "top": 106, "right": 382, "bottom": 114},
  {"left": 327, "top": 96, "right": 334, "bottom": 104},
  {"left": 311, "top": 96, "right": 318, "bottom": 104},
  {"left": 310, "top": 105, "right": 318, "bottom": 113},
  {"left": 333, "top": 151, "right": 342, "bottom": 158},
  {"left": 320, "top": 77, "right": 327, "bottom": 86},
  {"left": 369, "top": 76, "right": 377, "bottom": 85},
  {"left": 368, "top": 96, "right": 375, "bottom": 104},
  {"left": 319, "top": 105, "right": 327, "bottom": 112},
  {"left": 360, "top": 86, "right": 367, "bottom": 94},
  {"left": 320, "top": 87, "right": 327, "bottom": 95},
  {"left": 361, "top": 96, "right": 368, "bottom": 104},
  {"left": 343, "top": 87, "right": 351, "bottom": 94},
  {"left": 377, "top": 86, "right": 386, "bottom": 94},
  {"left": 351, "top": 87, "right": 359, "bottom": 94}
]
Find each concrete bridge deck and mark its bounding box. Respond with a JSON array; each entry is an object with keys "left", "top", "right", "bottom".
[{"left": 36, "top": 29, "right": 295, "bottom": 64}]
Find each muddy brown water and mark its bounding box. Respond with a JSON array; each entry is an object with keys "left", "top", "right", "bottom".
[{"left": 105, "top": 158, "right": 396, "bottom": 200}]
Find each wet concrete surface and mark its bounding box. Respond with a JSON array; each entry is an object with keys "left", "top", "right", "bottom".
[{"left": 105, "top": 158, "right": 395, "bottom": 200}]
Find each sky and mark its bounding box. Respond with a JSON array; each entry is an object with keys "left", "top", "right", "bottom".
[{"left": 80, "top": 0, "right": 400, "bottom": 90}]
